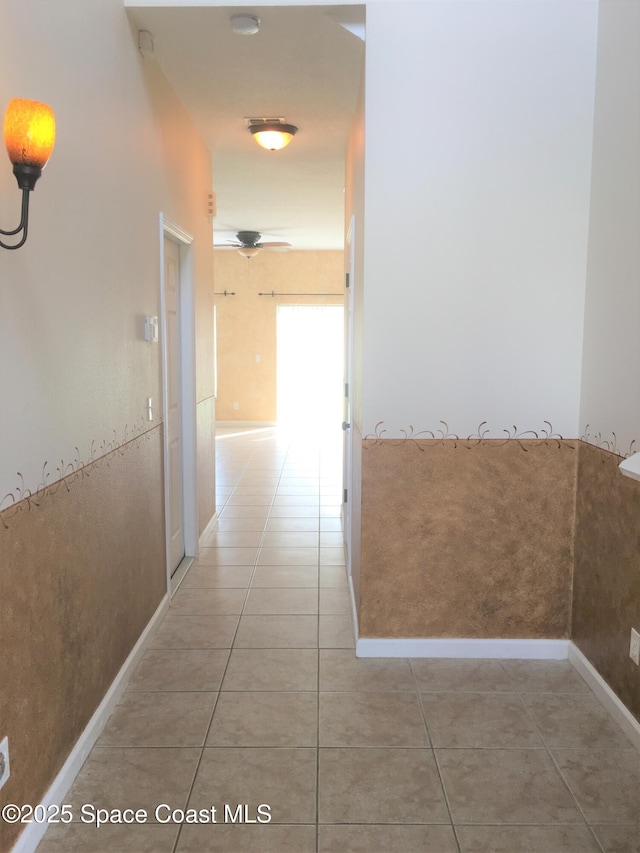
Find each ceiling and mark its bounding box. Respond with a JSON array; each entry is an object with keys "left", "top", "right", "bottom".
[{"left": 126, "top": 5, "right": 365, "bottom": 250}]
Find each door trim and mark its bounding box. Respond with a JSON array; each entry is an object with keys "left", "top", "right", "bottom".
[
  {"left": 160, "top": 214, "right": 198, "bottom": 596},
  {"left": 343, "top": 215, "right": 356, "bottom": 578}
]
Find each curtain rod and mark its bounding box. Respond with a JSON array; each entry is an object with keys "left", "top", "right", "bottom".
[
  {"left": 214, "top": 290, "right": 236, "bottom": 296},
  {"left": 258, "top": 291, "right": 343, "bottom": 297}
]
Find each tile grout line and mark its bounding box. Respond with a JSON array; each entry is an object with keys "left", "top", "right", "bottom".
[
  {"left": 221, "top": 432, "right": 286, "bottom": 645},
  {"left": 512, "top": 685, "right": 606, "bottom": 850},
  {"left": 226, "top": 429, "right": 324, "bottom": 842},
  {"left": 545, "top": 749, "right": 607, "bottom": 853},
  {"left": 60, "top": 431, "right": 638, "bottom": 850},
  {"left": 497, "top": 661, "right": 611, "bottom": 853},
  {"left": 172, "top": 430, "right": 285, "bottom": 853},
  {"left": 171, "top": 432, "right": 266, "bottom": 853},
  {"left": 169, "top": 678, "right": 221, "bottom": 852}
]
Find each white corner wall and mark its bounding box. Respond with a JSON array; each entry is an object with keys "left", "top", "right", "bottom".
[
  {"left": 362, "top": 0, "right": 599, "bottom": 440},
  {"left": 579, "top": 0, "right": 640, "bottom": 457},
  {"left": 0, "top": 0, "right": 214, "bottom": 500}
]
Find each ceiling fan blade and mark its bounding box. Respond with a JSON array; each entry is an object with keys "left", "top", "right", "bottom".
[{"left": 260, "top": 241, "right": 292, "bottom": 248}]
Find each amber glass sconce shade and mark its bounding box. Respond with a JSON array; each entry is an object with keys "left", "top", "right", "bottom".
[{"left": 1, "top": 98, "right": 56, "bottom": 250}]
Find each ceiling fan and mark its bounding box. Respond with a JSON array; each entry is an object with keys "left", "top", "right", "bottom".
[{"left": 216, "top": 230, "right": 292, "bottom": 259}]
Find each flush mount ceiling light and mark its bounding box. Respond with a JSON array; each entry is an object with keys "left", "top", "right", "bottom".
[
  {"left": 230, "top": 14, "right": 260, "bottom": 35},
  {"left": 247, "top": 118, "right": 298, "bottom": 151},
  {"left": 1, "top": 98, "right": 55, "bottom": 250}
]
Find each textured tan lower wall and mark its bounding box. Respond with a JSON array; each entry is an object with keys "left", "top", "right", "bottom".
[
  {"left": 360, "top": 439, "right": 578, "bottom": 639},
  {"left": 572, "top": 443, "right": 640, "bottom": 721},
  {"left": 0, "top": 429, "right": 166, "bottom": 853}
]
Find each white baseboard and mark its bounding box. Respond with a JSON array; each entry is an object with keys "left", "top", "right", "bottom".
[
  {"left": 356, "top": 637, "right": 570, "bottom": 660},
  {"left": 199, "top": 511, "right": 219, "bottom": 543},
  {"left": 170, "top": 556, "right": 194, "bottom": 596},
  {"left": 568, "top": 642, "right": 640, "bottom": 753},
  {"left": 352, "top": 637, "right": 639, "bottom": 749},
  {"left": 348, "top": 572, "right": 359, "bottom": 648},
  {"left": 12, "top": 594, "right": 170, "bottom": 853}
]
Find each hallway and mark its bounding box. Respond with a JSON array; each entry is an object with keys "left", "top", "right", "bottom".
[{"left": 36, "top": 427, "right": 638, "bottom": 853}]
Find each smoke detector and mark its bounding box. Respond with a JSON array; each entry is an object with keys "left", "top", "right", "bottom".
[{"left": 230, "top": 14, "right": 260, "bottom": 36}]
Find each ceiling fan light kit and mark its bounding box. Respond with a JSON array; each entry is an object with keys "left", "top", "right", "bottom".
[
  {"left": 237, "top": 246, "right": 261, "bottom": 259},
  {"left": 248, "top": 119, "right": 298, "bottom": 151}
]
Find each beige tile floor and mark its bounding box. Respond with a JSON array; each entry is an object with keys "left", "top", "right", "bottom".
[{"left": 37, "top": 427, "right": 639, "bottom": 853}]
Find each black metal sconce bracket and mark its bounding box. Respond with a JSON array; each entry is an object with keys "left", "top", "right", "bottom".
[
  {"left": 0, "top": 164, "right": 42, "bottom": 250},
  {"left": 0, "top": 188, "right": 30, "bottom": 250}
]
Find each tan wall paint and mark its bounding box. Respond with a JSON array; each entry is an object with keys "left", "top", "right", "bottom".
[
  {"left": 213, "top": 251, "right": 344, "bottom": 422},
  {"left": 0, "top": 7, "right": 209, "bottom": 495},
  {"left": 0, "top": 4, "right": 215, "bottom": 847},
  {"left": 148, "top": 70, "right": 216, "bottom": 407},
  {"left": 143, "top": 43, "right": 217, "bottom": 532}
]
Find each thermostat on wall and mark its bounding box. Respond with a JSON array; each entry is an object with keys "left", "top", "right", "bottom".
[{"left": 145, "top": 316, "right": 159, "bottom": 343}]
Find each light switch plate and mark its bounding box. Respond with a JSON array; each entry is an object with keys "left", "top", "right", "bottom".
[
  {"left": 630, "top": 628, "right": 640, "bottom": 666},
  {"left": 0, "top": 736, "right": 10, "bottom": 790},
  {"left": 144, "top": 316, "right": 159, "bottom": 343},
  {"left": 619, "top": 452, "right": 640, "bottom": 483}
]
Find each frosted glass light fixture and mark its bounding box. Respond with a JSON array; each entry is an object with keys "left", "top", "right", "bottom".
[
  {"left": 249, "top": 121, "right": 298, "bottom": 151},
  {"left": 1, "top": 98, "right": 56, "bottom": 250},
  {"left": 237, "top": 246, "right": 261, "bottom": 259}
]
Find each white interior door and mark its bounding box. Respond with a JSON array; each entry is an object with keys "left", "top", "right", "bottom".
[{"left": 164, "top": 236, "right": 185, "bottom": 574}]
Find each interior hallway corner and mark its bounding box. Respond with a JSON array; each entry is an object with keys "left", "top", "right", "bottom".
[{"left": 35, "top": 427, "right": 639, "bottom": 853}]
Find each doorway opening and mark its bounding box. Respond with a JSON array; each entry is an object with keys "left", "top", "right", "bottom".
[
  {"left": 160, "top": 216, "right": 198, "bottom": 593},
  {"left": 276, "top": 305, "right": 344, "bottom": 430}
]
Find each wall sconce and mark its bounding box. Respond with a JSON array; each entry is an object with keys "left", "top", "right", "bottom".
[
  {"left": 1, "top": 98, "right": 56, "bottom": 250},
  {"left": 247, "top": 118, "right": 298, "bottom": 151}
]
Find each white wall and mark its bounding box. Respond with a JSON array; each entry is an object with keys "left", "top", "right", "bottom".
[
  {"left": 579, "top": 0, "right": 640, "bottom": 457},
  {"left": 0, "top": 0, "right": 213, "bottom": 501},
  {"left": 362, "top": 0, "right": 598, "bottom": 440}
]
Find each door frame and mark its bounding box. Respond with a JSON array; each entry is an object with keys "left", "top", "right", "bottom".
[
  {"left": 343, "top": 215, "right": 356, "bottom": 577},
  {"left": 160, "top": 214, "right": 198, "bottom": 594}
]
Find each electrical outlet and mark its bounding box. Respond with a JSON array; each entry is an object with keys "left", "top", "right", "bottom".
[
  {"left": 630, "top": 628, "right": 640, "bottom": 666},
  {"left": 0, "top": 736, "right": 10, "bottom": 790},
  {"left": 233, "top": 402, "right": 239, "bottom": 410}
]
